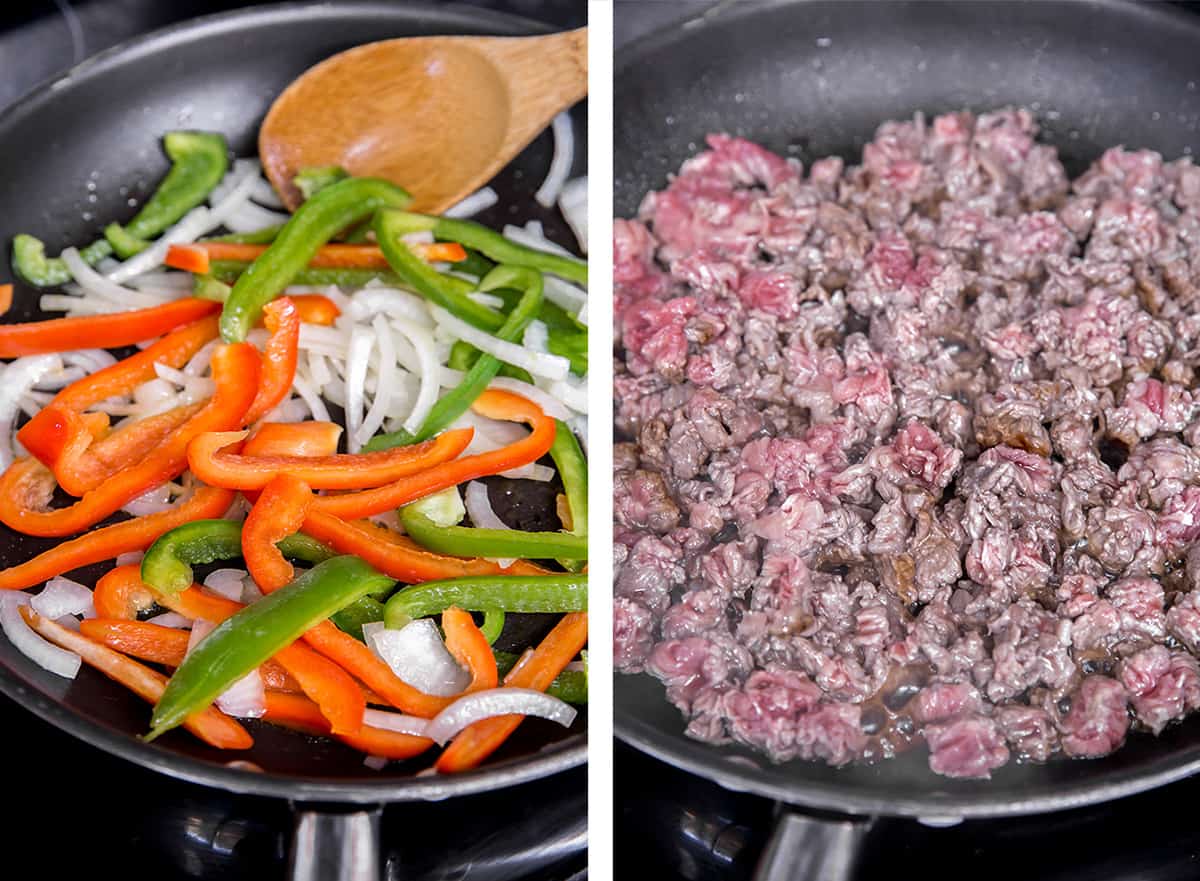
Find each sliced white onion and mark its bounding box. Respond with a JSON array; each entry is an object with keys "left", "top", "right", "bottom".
[
  {"left": 391, "top": 316, "right": 440, "bottom": 434},
  {"left": 116, "top": 551, "right": 145, "bottom": 567},
  {"left": 356, "top": 314, "right": 397, "bottom": 448},
  {"left": 544, "top": 275, "right": 588, "bottom": 312},
  {"left": 204, "top": 569, "right": 250, "bottom": 602},
  {"left": 32, "top": 577, "right": 94, "bottom": 620},
  {"left": 430, "top": 306, "right": 569, "bottom": 381},
  {"left": 184, "top": 339, "right": 219, "bottom": 376},
  {"left": 425, "top": 687, "right": 577, "bottom": 745},
  {"left": 347, "top": 287, "right": 433, "bottom": 326},
  {"left": 558, "top": 176, "right": 588, "bottom": 254},
  {"left": 547, "top": 375, "right": 588, "bottom": 415},
  {"left": 363, "top": 755, "right": 389, "bottom": 771},
  {"left": 486, "top": 376, "right": 571, "bottom": 419},
  {"left": 444, "top": 186, "right": 499, "bottom": 219},
  {"left": 364, "top": 619, "right": 469, "bottom": 697},
  {"left": 465, "top": 481, "right": 515, "bottom": 568},
  {"left": 188, "top": 620, "right": 265, "bottom": 718},
  {"left": 535, "top": 112, "right": 575, "bottom": 208},
  {"left": 61, "top": 248, "right": 167, "bottom": 308},
  {"left": 250, "top": 176, "right": 286, "bottom": 210},
  {"left": 290, "top": 374, "right": 331, "bottom": 423},
  {"left": 502, "top": 222, "right": 576, "bottom": 259},
  {"left": 0, "top": 355, "right": 62, "bottom": 472},
  {"left": 0, "top": 594, "right": 80, "bottom": 679},
  {"left": 344, "top": 325, "right": 373, "bottom": 453},
  {"left": 225, "top": 200, "right": 290, "bottom": 234},
  {"left": 523, "top": 319, "right": 550, "bottom": 354},
  {"left": 503, "top": 463, "right": 555, "bottom": 482},
  {"left": 122, "top": 483, "right": 175, "bottom": 516},
  {"left": 144, "top": 611, "right": 193, "bottom": 630},
  {"left": 362, "top": 708, "right": 431, "bottom": 737}
]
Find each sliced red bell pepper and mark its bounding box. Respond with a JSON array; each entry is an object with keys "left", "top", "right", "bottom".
[
  {"left": 435, "top": 612, "right": 587, "bottom": 773},
  {"left": 308, "top": 390, "right": 555, "bottom": 520},
  {"left": 22, "top": 606, "right": 252, "bottom": 750},
  {"left": 243, "top": 296, "right": 300, "bottom": 425},
  {"left": 113, "top": 565, "right": 367, "bottom": 736},
  {"left": 243, "top": 422, "right": 342, "bottom": 458},
  {"left": 300, "top": 511, "right": 550, "bottom": 582},
  {"left": 0, "top": 485, "right": 233, "bottom": 590},
  {"left": 262, "top": 691, "right": 433, "bottom": 760},
  {"left": 0, "top": 343, "right": 259, "bottom": 537},
  {"left": 93, "top": 565, "right": 157, "bottom": 619},
  {"left": 20, "top": 314, "right": 219, "bottom": 421},
  {"left": 243, "top": 474, "right": 312, "bottom": 592},
  {"left": 0, "top": 283, "right": 12, "bottom": 317},
  {"left": 164, "top": 244, "right": 210, "bottom": 274},
  {"left": 288, "top": 294, "right": 340, "bottom": 326},
  {"left": 187, "top": 427, "right": 473, "bottom": 491},
  {"left": 0, "top": 298, "right": 219, "bottom": 359},
  {"left": 441, "top": 606, "right": 498, "bottom": 693}
]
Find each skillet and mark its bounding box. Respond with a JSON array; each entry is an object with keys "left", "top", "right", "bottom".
[
  {"left": 614, "top": 0, "right": 1200, "bottom": 876},
  {"left": 0, "top": 3, "right": 586, "bottom": 878}
]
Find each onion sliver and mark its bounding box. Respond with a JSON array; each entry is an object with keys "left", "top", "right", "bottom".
[
  {"left": 430, "top": 306, "right": 569, "bottom": 381},
  {"left": 364, "top": 619, "right": 469, "bottom": 697},
  {"left": 0, "top": 355, "right": 62, "bottom": 472},
  {"left": 535, "top": 112, "right": 575, "bottom": 208},
  {"left": 61, "top": 248, "right": 165, "bottom": 308},
  {"left": 425, "top": 687, "right": 577, "bottom": 745},
  {"left": 362, "top": 708, "right": 431, "bottom": 738},
  {"left": 32, "top": 577, "right": 94, "bottom": 620},
  {"left": 144, "top": 612, "right": 192, "bottom": 630},
  {"left": 558, "top": 176, "right": 588, "bottom": 254},
  {"left": 0, "top": 594, "right": 81, "bottom": 679},
  {"left": 445, "top": 186, "right": 499, "bottom": 219}
]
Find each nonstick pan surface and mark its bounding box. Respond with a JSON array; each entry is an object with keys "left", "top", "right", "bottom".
[
  {"left": 0, "top": 0, "right": 586, "bottom": 804},
  {"left": 615, "top": 0, "right": 1200, "bottom": 819}
]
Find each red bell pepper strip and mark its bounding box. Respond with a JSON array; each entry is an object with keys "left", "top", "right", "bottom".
[
  {"left": 288, "top": 294, "right": 340, "bottom": 326},
  {"left": 0, "top": 485, "right": 233, "bottom": 590},
  {"left": 0, "top": 283, "right": 12, "bottom": 317},
  {"left": 164, "top": 244, "right": 210, "bottom": 274},
  {"left": 26, "top": 403, "right": 203, "bottom": 497},
  {"left": 0, "top": 343, "right": 259, "bottom": 537},
  {"left": 436, "top": 612, "right": 587, "bottom": 773},
  {"left": 80, "top": 618, "right": 190, "bottom": 664},
  {"left": 244, "top": 422, "right": 342, "bottom": 458},
  {"left": 21, "top": 606, "right": 253, "bottom": 750},
  {"left": 19, "top": 314, "right": 219, "bottom": 421},
  {"left": 243, "top": 296, "right": 300, "bottom": 424},
  {"left": 300, "top": 511, "right": 550, "bottom": 582},
  {"left": 93, "top": 565, "right": 157, "bottom": 619},
  {"left": 187, "top": 427, "right": 473, "bottom": 491},
  {"left": 262, "top": 691, "right": 434, "bottom": 760},
  {"left": 79, "top": 619, "right": 306, "bottom": 696},
  {"left": 243, "top": 474, "right": 312, "bottom": 592},
  {"left": 0, "top": 298, "right": 219, "bottom": 359},
  {"left": 308, "top": 390, "right": 555, "bottom": 520},
  {"left": 111, "top": 565, "right": 367, "bottom": 735},
  {"left": 170, "top": 241, "right": 467, "bottom": 271},
  {"left": 441, "top": 606, "right": 498, "bottom": 693}
]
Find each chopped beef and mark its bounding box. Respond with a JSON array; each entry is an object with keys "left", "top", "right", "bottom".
[{"left": 615, "top": 109, "right": 1200, "bottom": 779}]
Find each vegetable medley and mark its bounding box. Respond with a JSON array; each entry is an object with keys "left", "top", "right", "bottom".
[{"left": 0, "top": 122, "right": 588, "bottom": 773}]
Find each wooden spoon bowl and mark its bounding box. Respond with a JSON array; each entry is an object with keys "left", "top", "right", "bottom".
[{"left": 259, "top": 28, "right": 587, "bottom": 213}]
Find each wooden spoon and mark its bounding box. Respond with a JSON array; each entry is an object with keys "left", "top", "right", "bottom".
[{"left": 259, "top": 27, "right": 587, "bottom": 213}]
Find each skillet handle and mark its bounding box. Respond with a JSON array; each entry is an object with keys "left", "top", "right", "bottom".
[
  {"left": 289, "top": 805, "right": 383, "bottom": 881},
  {"left": 751, "top": 811, "right": 871, "bottom": 881}
]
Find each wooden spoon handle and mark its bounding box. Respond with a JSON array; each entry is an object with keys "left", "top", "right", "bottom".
[{"left": 475, "top": 28, "right": 588, "bottom": 163}]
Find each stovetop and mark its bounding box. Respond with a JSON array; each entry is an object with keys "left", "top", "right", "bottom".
[{"left": 0, "top": 2, "right": 586, "bottom": 879}]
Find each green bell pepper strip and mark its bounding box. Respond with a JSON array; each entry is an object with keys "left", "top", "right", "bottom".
[
  {"left": 331, "top": 595, "right": 387, "bottom": 641},
  {"left": 205, "top": 225, "right": 284, "bottom": 245},
  {"left": 193, "top": 275, "right": 233, "bottom": 303},
  {"left": 13, "top": 131, "right": 229, "bottom": 287},
  {"left": 480, "top": 609, "right": 505, "bottom": 644},
  {"left": 219, "top": 177, "right": 411, "bottom": 343},
  {"left": 382, "top": 211, "right": 588, "bottom": 287},
  {"left": 147, "top": 555, "right": 394, "bottom": 740},
  {"left": 104, "top": 223, "right": 150, "bottom": 259},
  {"left": 206, "top": 259, "right": 404, "bottom": 289},
  {"left": 383, "top": 574, "right": 587, "bottom": 629},
  {"left": 294, "top": 165, "right": 349, "bottom": 202},
  {"left": 375, "top": 209, "right": 504, "bottom": 332},
  {"left": 398, "top": 497, "right": 588, "bottom": 562},
  {"left": 549, "top": 420, "right": 588, "bottom": 571},
  {"left": 453, "top": 248, "right": 496, "bottom": 280},
  {"left": 363, "top": 265, "right": 544, "bottom": 451},
  {"left": 494, "top": 649, "right": 586, "bottom": 704},
  {"left": 140, "top": 519, "right": 334, "bottom": 595}
]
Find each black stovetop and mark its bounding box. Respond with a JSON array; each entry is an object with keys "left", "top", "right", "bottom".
[
  {"left": 613, "top": 3, "right": 1200, "bottom": 881},
  {"left": 0, "top": 2, "right": 586, "bottom": 879}
]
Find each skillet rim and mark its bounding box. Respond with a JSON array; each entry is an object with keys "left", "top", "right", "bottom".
[
  {"left": 613, "top": 0, "right": 1200, "bottom": 818},
  {"left": 0, "top": 0, "right": 586, "bottom": 804}
]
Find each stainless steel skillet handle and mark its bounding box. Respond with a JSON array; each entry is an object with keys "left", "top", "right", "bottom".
[
  {"left": 290, "top": 805, "right": 383, "bottom": 881},
  {"left": 752, "top": 811, "right": 872, "bottom": 881}
]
